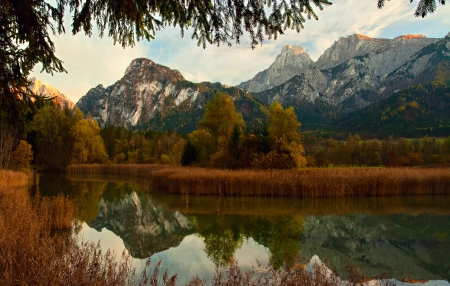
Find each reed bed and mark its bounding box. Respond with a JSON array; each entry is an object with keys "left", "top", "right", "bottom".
[
  {"left": 33, "top": 194, "right": 75, "bottom": 230},
  {"left": 0, "top": 169, "right": 28, "bottom": 190},
  {"left": 0, "top": 189, "right": 135, "bottom": 285},
  {"left": 69, "top": 164, "right": 450, "bottom": 197}
]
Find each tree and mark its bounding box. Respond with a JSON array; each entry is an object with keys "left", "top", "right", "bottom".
[
  {"left": 2, "top": 0, "right": 444, "bottom": 131},
  {"left": 0, "top": 121, "right": 18, "bottom": 169},
  {"left": 261, "top": 101, "right": 306, "bottom": 169},
  {"left": 10, "top": 140, "right": 33, "bottom": 170},
  {"left": 181, "top": 140, "right": 198, "bottom": 166},
  {"left": 199, "top": 92, "right": 244, "bottom": 151},
  {"left": 71, "top": 117, "right": 108, "bottom": 164},
  {"left": 32, "top": 105, "right": 73, "bottom": 170}
]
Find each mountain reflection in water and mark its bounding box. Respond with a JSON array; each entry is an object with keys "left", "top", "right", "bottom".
[{"left": 39, "top": 174, "right": 450, "bottom": 284}]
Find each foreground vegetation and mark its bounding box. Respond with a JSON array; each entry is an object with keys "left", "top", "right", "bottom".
[
  {"left": 68, "top": 164, "right": 450, "bottom": 197},
  {"left": 2, "top": 172, "right": 399, "bottom": 285}
]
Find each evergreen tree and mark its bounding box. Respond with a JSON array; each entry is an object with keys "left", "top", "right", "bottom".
[{"left": 181, "top": 140, "right": 198, "bottom": 166}]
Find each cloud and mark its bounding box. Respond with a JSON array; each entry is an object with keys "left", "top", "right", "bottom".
[{"left": 31, "top": 0, "right": 450, "bottom": 103}]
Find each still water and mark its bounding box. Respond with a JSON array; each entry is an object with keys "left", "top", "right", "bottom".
[{"left": 38, "top": 173, "right": 450, "bottom": 285}]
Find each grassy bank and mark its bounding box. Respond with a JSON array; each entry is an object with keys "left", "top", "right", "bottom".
[{"left": 68, "top": 164, "right": 450, "bottom": 197}]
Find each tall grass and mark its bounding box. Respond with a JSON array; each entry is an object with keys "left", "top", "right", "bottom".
[
  {"left": 0, "top": 169, "right": 28, "bottom": 190},
  {"left": 69, "top": 164, "right": 450, "bottom": 197},
  {"left": 34, "top": 194, "right": 75, "bottom": 230},
  {"left": 0, "top": 189, "right": 134, "bottom": 285}
]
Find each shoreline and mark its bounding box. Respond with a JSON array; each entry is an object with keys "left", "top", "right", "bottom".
[{"left": 68, "top": 164, "right": 450, "bottom": 197}]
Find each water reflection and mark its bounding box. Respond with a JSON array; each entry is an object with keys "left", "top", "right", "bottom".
[{"left": 38, "top": 174, "right": 450, "bottom": 283}]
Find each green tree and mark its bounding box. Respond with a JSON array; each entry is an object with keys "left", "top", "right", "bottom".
[
  {"left": 188, "top": 130, "right": 215, "bottom": 166},
  {"left": 33, "top": 105, "right": 74, "bottom": 170},
  {"left": 181, "top": 140, "right": 198, "bottom": 166}
]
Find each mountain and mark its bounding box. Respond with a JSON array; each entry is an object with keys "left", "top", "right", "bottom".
[
  {"left": 237, "top": 44, "right": 313, "bottom": 93},
  {"left": 76, "top": 58, "right": 268, "bottom": 133},
  {"left": 29, "top": 77, "right": 74, "bottom": 109},
  {"left": 240, "top": 33, "right": 450, "bottom": 129}
]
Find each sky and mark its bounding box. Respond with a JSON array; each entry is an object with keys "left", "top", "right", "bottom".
[{"left": 30, "top": 0, "right": 450, "bottom": 104}]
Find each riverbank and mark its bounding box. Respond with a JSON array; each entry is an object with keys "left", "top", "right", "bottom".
[{"left": 68, "top": 164, "right": 450, "bottom": 197}]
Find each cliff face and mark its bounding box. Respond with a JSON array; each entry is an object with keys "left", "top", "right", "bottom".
[
  {"left": 88, "top": 191, "right": 193, "bottom": 258},
  {"left": 29, "top": 77, "right": 74, "bottom": 109}
]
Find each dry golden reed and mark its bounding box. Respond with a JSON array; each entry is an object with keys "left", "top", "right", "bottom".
[
  {"left": 69, "top": 164, "right": 450, "bottom": 197},
  {"left": 0, "top": 169, "right": 28, "bottom": 190},
  {"left": 34, "top": 194, "right": 75, "bottom": 230}
]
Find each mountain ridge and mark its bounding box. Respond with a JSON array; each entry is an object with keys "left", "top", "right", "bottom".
[{"left": 29, "top": 77, "right": 74, "bottom": 109}]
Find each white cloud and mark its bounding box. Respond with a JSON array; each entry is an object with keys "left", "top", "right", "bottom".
[{"left": 31, "top": 0, "right": 450, "bottom": 103}]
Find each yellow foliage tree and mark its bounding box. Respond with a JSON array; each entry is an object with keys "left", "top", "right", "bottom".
[
  {"left": 71, "top": 117, "right": 108, "bottom": 164},
  {"left": 199, "top": 92, "right": 244, "bottom": 151},
  {"left": 11, "top": 140, "right": 33, "bottom": 170},
  {"left": 265, "top": 101, "right": 306, "bottom": 169}
]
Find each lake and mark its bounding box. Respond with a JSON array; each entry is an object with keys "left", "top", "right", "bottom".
[{"left": 37, "top": 173, "right": 450, "bottom": 285}]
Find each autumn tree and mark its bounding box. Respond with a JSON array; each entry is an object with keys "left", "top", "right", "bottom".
[
  {"left": 10, "top": 140, "right": 33, "bottom": 170},
  {"left": 199, "top": 92, "right": 244, "bottom": 151},
  {"left": 254, "top": 101, "right": 306, "bottom": 169},
  {"left": 70, "top": 114, "right": 108, "bottom": 164}
]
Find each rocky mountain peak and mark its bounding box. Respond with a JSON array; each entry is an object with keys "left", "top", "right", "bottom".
[
  {"left": 29, "top": 77, "right": 74, "bottom": 109},
  {"left": 124, "top": 58, "right": 155, "bottom": 75},
  {"left": 281, "top": 44, "right": 307, "bottom": 55},
  {"left": 236, "top": 44, "right": 312, "bottom": 92},
  {"left": 124, "top": 57, "right": 185, "bottom": 83}
]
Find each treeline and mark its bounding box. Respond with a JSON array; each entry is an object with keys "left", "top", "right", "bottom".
[
  {"left": 0, "top": 103, "right": 108, "bottom": 172},
  {"left": 100, "top": 126, "right": 186, "bottom": 165},
  {"left": 304, "top": 135, "right": 450, "bottom": 167},
  {"left": 98, "top": 92, "right": 307, "bottom": 170}
]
